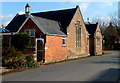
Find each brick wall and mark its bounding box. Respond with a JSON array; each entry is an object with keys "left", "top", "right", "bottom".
[
  {"left": 19, "top": 18, "right": 44, "bottom": 35},
  {"left": 94, "top": 25, "right": 103, "bottom": 55},
  {"left": 67, "top": 7, "right": 89, "bottom": 56},
  {"left": 19, "top": 18, "right": 44, "bottom": 45},
  {"left": 45, "top": 35, "right": 68, "bottom": 62},
  {"left": 3, "top": 35, "right": 11, "bottom": 47},
  {"left": 19, "top": 18, "right": 68, "bottom": 62}
]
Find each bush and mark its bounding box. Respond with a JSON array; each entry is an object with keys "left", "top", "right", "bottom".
[
  {"left": 25, "top": 54, "right": 38, "bottom": 67},
  {"left": 2, "top": 47, "right": 38, "bottom": 68},
  {"left": 11, "top": 33, "right": 31, "bottom": 52},
  {"left": 2, "top": 46, "right": 26, "bottom": 68},
  {"left": 26, "top": 54, "right": 34, "bottom": 63}
]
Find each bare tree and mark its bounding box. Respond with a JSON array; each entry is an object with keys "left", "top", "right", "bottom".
[
  {"left": 109, "top": 11, "right": 118, "bottom": 28},
  {"left": 91, "top": 17, "right": 110, "bottom": 34}
]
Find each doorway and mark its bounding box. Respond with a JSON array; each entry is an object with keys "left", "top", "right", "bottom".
[
  {"left": 36, "top": 38, "right": 44, "bottom": 62},
  {"left": 89, "top": 37, "right": 95, "bottom": 56}
]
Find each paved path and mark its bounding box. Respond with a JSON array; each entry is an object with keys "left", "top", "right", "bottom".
[{"left": 2, "top": 51, "right": 120, "bottom": 81}]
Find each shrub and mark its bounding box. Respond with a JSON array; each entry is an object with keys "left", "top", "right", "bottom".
[
  {"left": 11, "top": 33, "right": 31, "bottom": 52},
  {"left": 2, "top": 47, "right": 38, "bottom": 68},
  {"left": 26, "top": 54, "right": 34, "bottom": 63},
  {"left": 25, "top": 54, "right": 38, "bottom": 67},
  {"left": 2, "top": 46, "right": 26, "bottom": 68}
]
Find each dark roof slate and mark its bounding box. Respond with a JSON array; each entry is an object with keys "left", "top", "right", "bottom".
[
  {"left": 6, "top": 7, "right": 77, "bottom": 36},
  {"left": 6, "top": 14, "right": 66, "bottom": 36},
  {"left": 6, "top": 14, "right": 27, "bottom": 32},
  {"left": 85, "top": 23, "right": 98, "bottom": 36},
  {"left": 32, "top": 16, "right": 66, "bottom": 36},
  {"left": 32, "top": 7, "right": 77, "bottom": 34}
]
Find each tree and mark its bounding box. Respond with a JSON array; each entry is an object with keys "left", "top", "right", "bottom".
[
  {"left": 109, "top": 11, "right": 120, "bottom": 44},
  {"left": 11, "top": 33, "right": 31, "bottom": 52},
  {"left": 103, "top": 23, "right": 119, "bottom": 47},
  {"left": 109, "top": 11, "right": 118, "bottom": 28},
  {"left": 91, "top": 17, "right": 110, "bottom": 34},
  {"left": 91, "top": 17, "right": 110, "bottom": 28}
]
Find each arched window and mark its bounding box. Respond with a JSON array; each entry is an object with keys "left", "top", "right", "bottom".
[{"left": 75, "top": 21, "right": 81, "bottom": 48}]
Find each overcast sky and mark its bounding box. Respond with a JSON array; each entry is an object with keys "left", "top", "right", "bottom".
[{"left": 0, "top": 2, "right": 118, "bottom": 26}]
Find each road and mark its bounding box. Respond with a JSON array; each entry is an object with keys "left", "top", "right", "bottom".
[{"left": 2, "top": 51, "right": 120, "bottom": 81}]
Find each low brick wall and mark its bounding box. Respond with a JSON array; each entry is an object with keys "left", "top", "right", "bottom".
[{"left": 44, "top": 54, "right": 90, "bottom": 63}]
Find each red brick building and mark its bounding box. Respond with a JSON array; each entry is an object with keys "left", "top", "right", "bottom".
[
  {"left": 85, "top": 22, "right": 102, "bottom": 55},
  {"left": 5, "top": 4, "right": 102, "bottom": 63}
]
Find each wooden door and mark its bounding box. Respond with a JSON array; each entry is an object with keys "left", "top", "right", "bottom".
[{"left": 36, "top": 39, "right": 44, "bottom": 62}]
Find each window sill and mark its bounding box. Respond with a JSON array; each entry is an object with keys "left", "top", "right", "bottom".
[{"left": 62, "top": 44, "right": 66, "bottom": 47}]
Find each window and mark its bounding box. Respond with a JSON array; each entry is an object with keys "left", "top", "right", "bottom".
[
  {"left": 62, "top": 37, "right": 66, "bottom": 46},
  {"left": 25, "top": 29, "right": 35, "bottom": 37},
  {"left": 96, "top": 37, "right": 100, "bottom": 46},
  {"left": 87, "top": 38, "right": 89, "bottom": 46},
  {"left": 76, "top": 21, "right": 81, "bottom": 48}
]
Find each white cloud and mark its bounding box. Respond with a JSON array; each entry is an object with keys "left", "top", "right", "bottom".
[
  {"left": 18, "top": 11, "right": 25, "bottom": 15},
  {"left": 0, "top": 14, "right": 14, "bottom": 26},
  {"left": 79, "top": 3, "right": 89, "bottom": 13}
]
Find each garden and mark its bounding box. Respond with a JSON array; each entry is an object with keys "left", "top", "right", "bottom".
[{"left": 2, "top": 33, "right": 39, "bottom": 71}]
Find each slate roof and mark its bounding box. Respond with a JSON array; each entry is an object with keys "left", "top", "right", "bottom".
[
  {"left": 6, "top": 14, "right": 27, "bottom": 32},
  {"left": 85, "top": 23, "right": 98, "bottom": 36},
  {"left": 31, "top": 16, "right": 66, "bottom": 36},
  {"left": 32, "top": 7, "right": 77, "bottom": 34},
  {"left": 6, "top": 6, "right": 77, "bottom": 36},
  {"left": 6, "top": 14, "right": 66, "bottom": 36}
]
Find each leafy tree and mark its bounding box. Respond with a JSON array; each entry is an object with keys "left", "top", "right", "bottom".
[{"left": 11, "top": 33, "right": 31, "bottom": 52}]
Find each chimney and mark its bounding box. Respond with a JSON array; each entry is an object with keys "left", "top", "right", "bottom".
[
  {"left": 76, "top": 5, "right": 79, "bottom": 8},
  {"left": 25, "top": 3, "right": 30, "bottom": 17},
  {"left": 96, "top": 22, "right": 98, "bottom": 25},
  {"left": 87, "top": 18, "right": 90, "bottom": 22}
]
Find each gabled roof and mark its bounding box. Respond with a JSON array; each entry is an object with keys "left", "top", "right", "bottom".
[
  {"left": 6, "top": 14, "right": 27, "bottom": 32},
  {"left": 6, "top": 15, "right": 66, "bottom": 36},
  {"left": 31, "top": 16, "right": 66, "bottom": 36},
  {"left": 32, "top": 7, "right": 77, "bottom": 34},
  {"left": 85, "top": 23, "right": 98, "bottom": 36},
  {"left": 6, "top": 6, "right": 78, "bottom": 36}
]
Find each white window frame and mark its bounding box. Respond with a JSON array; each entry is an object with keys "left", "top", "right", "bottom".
[
  {"left": 24, "top": 29, "right": 35, "bottom": 37},
  {"left": 62, "top": 37, "right": 66, "bottom": 47}
]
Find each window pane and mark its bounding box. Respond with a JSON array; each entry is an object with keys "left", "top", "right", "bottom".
[
  {"left": 62, "top": 37, "right": 66, "bottom": 46},
  {"left": 25, "top": 29, "right": 35, "bottom": 37},
  {"left": 25, "top": 30, "right": 29, "bottom": 34},
  {"left": 76, "top": 21, "right": 81, "bottom": 48},
  {"left": 97, "top": 38, "right": 100, "bottom": 46},
  {"left": 62, "top": 39, "right": 65, "bottom": 44},
  {"left": 31, "top": 30, "right": 35, "bottom": 37}
]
